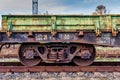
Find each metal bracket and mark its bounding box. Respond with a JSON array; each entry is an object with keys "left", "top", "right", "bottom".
[
  {"left": 95, "top": 20, "right": 101, "bottom": 36},
  {"left": 112, "top": 20, "right": 118, "bottom": 36},
  {"left": 8, "top": 21, "right": 13, "bottom": 31},
  {"left": 6, "top": 21, "right": 13, "bottom": 38},
  {"left": 78, "top": 31, "right": 84, "bottom": 37},
  {"left": 27, "top": 31, "right": 35, "bottom": 41},
  {"left": 6, "top": 31, "right": 12, "bottom": 38},
  {"left": 51, "top": 16, "right": 57, "bottom": 37}
]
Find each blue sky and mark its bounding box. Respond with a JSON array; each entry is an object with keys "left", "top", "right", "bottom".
[
  {"left": 0, "top": 0, "right": 120, "bottom": 28},
  {"left": 33, "top": 0, "right": 120, "bottom": 14}
]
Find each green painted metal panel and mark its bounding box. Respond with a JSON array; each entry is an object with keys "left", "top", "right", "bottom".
[{"left": 2, "top": 15, "right": 120, "bottom": 32}]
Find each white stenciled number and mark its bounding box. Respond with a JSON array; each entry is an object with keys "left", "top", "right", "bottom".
[
  {"left": 64, "top": 34, "right": 70, "bottom": 40},
  {"left": 36, "top": 34, "right": 48, "bottom": 40},
  {"left": 43, "top": 35, "right": 48, "bottom": 40}
]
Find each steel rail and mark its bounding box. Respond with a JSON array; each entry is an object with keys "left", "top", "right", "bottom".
[
  {"left": 0, "top": 66, "right": 120, "bottom": 72},
  {"left": 0, "top": 62, "right": 119, "bottom": 72}
]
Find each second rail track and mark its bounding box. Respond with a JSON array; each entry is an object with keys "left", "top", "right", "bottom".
[{"left": 0, "top": 62, "right": 120, "bottom": 72}]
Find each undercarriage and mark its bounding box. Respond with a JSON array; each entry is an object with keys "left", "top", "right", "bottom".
[{"left": 18, "top": 43, "right": 96, "bottom": 66}]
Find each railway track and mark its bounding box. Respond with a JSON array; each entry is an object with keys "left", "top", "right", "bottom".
[
  {"left": 0, "top": 62, "right": 120, "bottom": 72},
  {"left": 0, "top": 66, "right": 120, "bottom": 72}
]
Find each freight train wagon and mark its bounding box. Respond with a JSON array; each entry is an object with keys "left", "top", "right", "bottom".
[{"left": 0, "top": 14, "right": 120, "bottom": 66}]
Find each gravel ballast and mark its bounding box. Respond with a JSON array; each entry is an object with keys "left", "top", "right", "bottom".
[{"left": 0, "top": 72, "right": 119, "bottom": 80}]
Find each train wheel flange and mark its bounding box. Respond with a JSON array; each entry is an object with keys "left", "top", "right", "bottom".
[
  {"left": 73, "top": 45, "right": 96, "bottom": 66},
  {"left": 18, "top": 43, "right": 41, "bottom": 66}
]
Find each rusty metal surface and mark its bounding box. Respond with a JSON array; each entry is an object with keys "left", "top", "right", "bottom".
[
  {"left": 16, "top": 43, "right": 97, "bottom": 66},
  {"left": 0, "top": 62, "right": 119, "bottom": 72},
  {"left": 1, "top": 15, "right": 120, "bottom": 46},
  {"left": 0, "top": 66, "right": 120, "bottom": 72},
  {"left": 18, "top": 43, "right": 41, "bottom": 66},
  {"left": 0, "top": 15, "right": 120, "bottom": 68},
  {"left": 1, "top": 32, "right": 120, "bottom": 47},
  {"left": 1, "top": 46, "right": 120, "bottom": 58},
  {"left": 1, "top": 15, "right": 120, "bottom": 66}
]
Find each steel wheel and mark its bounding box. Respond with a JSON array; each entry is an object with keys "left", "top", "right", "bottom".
[
  {"left": 73, "top": 45, "right": 96, "bottom": 66},
  {"left": 18, "top": 43, "right": 41, "bottom": 66}
]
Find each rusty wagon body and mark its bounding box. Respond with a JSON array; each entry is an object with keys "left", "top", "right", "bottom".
[{"left": 0, "top": 14, "right": 120, "bottom": 66}]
